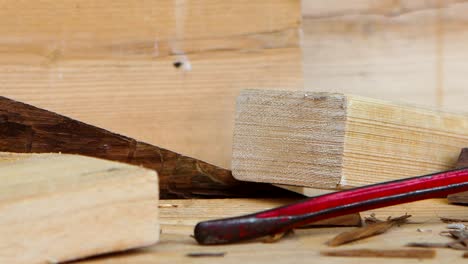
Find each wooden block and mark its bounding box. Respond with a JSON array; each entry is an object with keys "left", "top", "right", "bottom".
[
  {"left": 0, "top": 96, "right": 288, "bottom": 199},
  {"left": 0, "top": 0, "right": 303, "bottom": 169},
  {"left": 232, "top": 89, "right": 468, "bottom": 189},
  {"left": 0, "top": 152, "right": 159, "bottom": 264}
]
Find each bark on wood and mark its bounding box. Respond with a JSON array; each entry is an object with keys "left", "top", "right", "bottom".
[{"left": 0, "top": 96, "right": 288, "bottom": 198}]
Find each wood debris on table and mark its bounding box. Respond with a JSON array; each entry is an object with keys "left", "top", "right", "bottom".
[
  {"left": 186, "top": 252, "right": 226, "bottom": 258},
  {"left": 321, "top": 249, "right": 436, "bottom": 259},
  {"left": 407, "top": 222, "right": 468, "bottom": 250},
  {"left": 327, "top": 214, "right": 411, "bottom": 246},
  {"left": 440, "top": 217, "right": 468, "bottom": 223}
]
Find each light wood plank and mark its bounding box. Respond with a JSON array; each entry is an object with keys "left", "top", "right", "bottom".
[
  {"left": 159, "top": 198, "right": 360, "bottom": 228},
  {"left": 0, "top": 0, "right": 301, "bottom": 57},
  {"left": 232, "top": 89, "right": 468, "bottom": 188},
  {"left": 0, "top": 48, "right": 302, "bottom": 169},
  {"left": 301, "top": 0, "right": 468, "bottom": 113},
  {"left": 0, "top": 0, "right": 303, "bottom": 169},
  {"left": 0, "top": 152, "right": 159, "bottom": 264}
]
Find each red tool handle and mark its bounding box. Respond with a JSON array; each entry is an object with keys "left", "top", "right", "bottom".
[{"left": 194, "top": 167, "right": 468, "bottom": 245}]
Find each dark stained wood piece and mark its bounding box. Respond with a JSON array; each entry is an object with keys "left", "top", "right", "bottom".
[
  {"left": 0, "top": 96, "right": 291, "bottom": 199},
  {"left": 448, "top": 148, "right": 468, "bottom": 204}
]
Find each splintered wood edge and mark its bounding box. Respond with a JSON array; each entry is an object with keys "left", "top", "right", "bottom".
[
  {"left": 0, "top": 152, "right": 159, "bottom": 263},
  {"left": 232, "top": 89, "right": 347, "bottom": 188}
]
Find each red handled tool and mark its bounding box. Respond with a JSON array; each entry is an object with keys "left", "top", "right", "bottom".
[{"left": 194, "top": 166, "right": 468, "bottom": 245}]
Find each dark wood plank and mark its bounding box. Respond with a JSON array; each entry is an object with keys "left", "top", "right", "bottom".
[{"left": 0, "top": 96, "right": 290, "bottom": 199}]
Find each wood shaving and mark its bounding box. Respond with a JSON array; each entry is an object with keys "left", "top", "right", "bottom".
[
  {"left": 263, "top": 230, "right": 294, "bottom": 243},
  {"left": 158, "top": 204, "right": 178, "bottom": 208},
  {"left": 186, "top": 252, "right": 226, "bottom": 258},
  {"left": 327, "top": 214, "right": 411, "bottom": 247},
  {"left": 407, "top": 225, "right": 468, "bottom": 251},
  {"left": 321, "top": 249, "right": 435, "bottom": 259},
  {"left": 440, "top": 217, "right": 468, "bottom": 223}
]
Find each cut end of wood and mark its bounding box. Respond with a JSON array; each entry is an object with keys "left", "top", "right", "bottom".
[
  {"left": 0, "top": 152, "right": 159, "bottom": 263},
  {"left": 232, "top": 89, "right": 347, "bottom": 188}
]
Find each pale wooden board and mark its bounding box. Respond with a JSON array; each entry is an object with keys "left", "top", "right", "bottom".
[
  {"left": 159, "top": 198, "right": 360, "bottom": 228},
  {"left": 0, "top": 0, "right": 303, "bottom": 169},
  {"left": 0, "top": 0, "right": 301, "bottom": 55},
  {"left": 0, "top": 152, "right": 159, "bottom": 264},
  {"left": 301, "top": 0, "right": 468, "bottom": 113},
  {"left": 232, "top": 89, "right": 468, "bottom": 188},
  {"left": 74, "top": 198, "right": 468, "bottom": 264}
]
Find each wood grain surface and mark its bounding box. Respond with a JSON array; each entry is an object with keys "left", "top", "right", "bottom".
[{"left": 0, "top": 152, "right": 159, "bottom": 264}]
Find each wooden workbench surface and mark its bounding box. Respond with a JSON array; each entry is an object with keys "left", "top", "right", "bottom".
[{"left": 75, "top": 198, "right": 468, "bottom": 264}]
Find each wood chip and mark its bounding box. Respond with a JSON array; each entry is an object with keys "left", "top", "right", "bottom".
[
  {"left": 327, "top": 214, "right": 411, "bottom": 246},
  {"left": 440, "top": 217, "right": 468, "bottom": 223},
  {"left": 406, "top": 242, "right": 449, "bottom": 248},
  {"left": 158, "top": 204, "right": 178, "bottom": 208},
  {"left": 408, "top": 226, "right": 468, "bottom": 250},
  {"left": 263, "top": 230, "right": 294, "bottom": 243},
  {"left": 186, "top": 252, "right": 226, "bottom": 258},
  {"left": 321, "top": 249, "right": 435, "bottom": 259}
]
